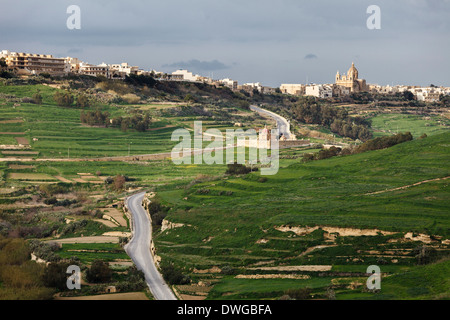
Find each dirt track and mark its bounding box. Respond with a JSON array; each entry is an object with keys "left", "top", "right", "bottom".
[{"left": 366, "top": 176, "right": 450, "bottom": 195}]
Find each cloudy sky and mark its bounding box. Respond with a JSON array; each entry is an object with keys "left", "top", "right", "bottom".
[{"left": 1, "top": 0, "right": 449, "bottom": 87}]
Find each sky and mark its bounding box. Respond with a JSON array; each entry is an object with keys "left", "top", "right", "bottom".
[{"left": 1, "top": 0, "right": 449, "bottom": 87}]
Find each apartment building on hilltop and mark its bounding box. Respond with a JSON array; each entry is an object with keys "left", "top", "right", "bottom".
[{"left": 1, "top": 50, "right": 69, "bottom": 76}]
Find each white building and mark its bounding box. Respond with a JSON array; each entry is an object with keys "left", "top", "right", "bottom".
[
  {"left": 171, "top": 69, "right": 200, "bottom": 82},
  {"left": 219, "top": 78, "right": 238, "bottom": 90},
  {"left": 305, "top": 85, "right": 333, "bottom": 98},
  {"left": 79, "top": 62, "right": 109, "bottom": 78},
  {"left": 280, "top": 84, "right": 305, "bottom": 95},
  {"left": 109, "top": 62, "right": 139, "bottom": 78}
]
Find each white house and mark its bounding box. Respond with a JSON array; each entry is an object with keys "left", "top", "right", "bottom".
[
  {"left": 171, "top": 69, "right": 199, "bottom": 82},
  {"left": 305, "top": 85, "right": 333, "bottom": 98}
]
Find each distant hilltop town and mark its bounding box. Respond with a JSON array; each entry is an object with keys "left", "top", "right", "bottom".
[{"left": 1, "top": 49, "right": 449, "bottom": 102}]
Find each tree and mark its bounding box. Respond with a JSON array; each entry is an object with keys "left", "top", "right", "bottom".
[
  {"left": 42, "top": 262, "right": 71, "bottom": 291},
  {"left": 86, "top": 259, "right": 112, "bottom": 283},
  {"left": 439, "top": 94, "right": 450, "bottom": 106},
  {"left": 236, "top": 100, "right": 250, "bottom": 110},
  {"left": 0, "top": 58, "right": 7, "bottom": 69},
  {"left": 32, "top": 92, "right": 43, "bottom": 105},
  {"left": 284, "top": 288, "right": 312, "bottom": 300},
  {"left": 113, "top": 175, "right": 126, "bottom": 191},
  {"left": 54, "top": 91, "right": 74, "bottom": 107},
  {"left": 413, "top": 246, "right": 438, "bottom": 265},
  {"left": 225, "top": 163, "right": 252, "bottom": 175},
  {"left": 76, "top": 94, "right": 90, "bottom": 108},
  {"left": 403, "top": 90, "right": 415, "bottom": 101},
  {"left": 160, "top": 263, "right": 190, "bottom": 285},
  {"left": 184, "top": 94, "right": 195, "bottom": 103}
]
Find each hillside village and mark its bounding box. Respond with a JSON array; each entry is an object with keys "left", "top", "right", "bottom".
[{"left": 2, "top": 49, "right": 450, "bottom": 102}]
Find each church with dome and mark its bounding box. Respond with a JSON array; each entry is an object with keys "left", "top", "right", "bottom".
[{"left": 335, "top": 62, "right": 368, "bottom": 93}]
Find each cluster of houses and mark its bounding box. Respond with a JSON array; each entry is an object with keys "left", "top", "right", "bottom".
[
  {"left": 281, "top": 62, "right": 450, "bottom": 102},
  {"left": 0, "top": 49, "right": 273, "bottom": 95},
  {"left": 1, "top": 50, "right": 449, "bottom": 101},
  {"left": 368, "top": 84, "right": 450, "bottom": 103}
]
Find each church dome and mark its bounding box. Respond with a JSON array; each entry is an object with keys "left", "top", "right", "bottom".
[{"left": 347, "top": 62, "right": 358, "bottom": 79}]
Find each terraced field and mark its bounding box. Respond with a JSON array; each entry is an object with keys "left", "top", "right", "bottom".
[{"left": 155, "top": 131, "right": 450, "bottom": 299}]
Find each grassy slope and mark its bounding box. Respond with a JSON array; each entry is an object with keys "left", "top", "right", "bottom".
[
  {"left": 154, "top": 132, "right": 449, "bottom": 297},
  {"left": 337, "top": 258, "right": 450, "bottom": 300},
  {"left": 0, "top": 84, "right": 177, "bottom": 158},
  {"left": 370, "top": 113, "right": 449, "bottom": 138},
  {"left": 160, "top": 131, "right": 450, "bottom": 243}
]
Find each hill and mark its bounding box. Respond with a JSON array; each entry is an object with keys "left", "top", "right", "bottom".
[{"left": 155, "top": 131, "right": 450, "bottom": 299}]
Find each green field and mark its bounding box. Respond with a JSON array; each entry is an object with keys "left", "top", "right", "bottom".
[
  {"left": 57, "top": 243, "right": 130, "bottom": 264},
  {"left": 336, "top": 258, "right": 450, "bottom": 300},
  {"left": 155, "top": 131, "right": 450, "bottom": 299},
  {"left": 370, "top": 113, "right": 449, "bottom": 138}
]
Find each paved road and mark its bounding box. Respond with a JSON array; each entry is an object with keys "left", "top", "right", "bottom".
[
  {"left": 124, "top": 192, "right": 177, "bottom": 300},
  {"left": 250, "top": 105, "right": 292, "bottom": 140}
]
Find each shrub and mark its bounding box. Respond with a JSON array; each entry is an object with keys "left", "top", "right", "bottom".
[
  {"left": 160, "top": 263, "right": 191, "bottom": 285},
  {"left": 124, "top": 74, "right": 157, "bottom": 88},
  {"left": 39, "top": 183, "right": 72, "bottom": 196},
  {"left": 413, "top": 246, "right": 438, "bottom": 265},
  {"left": 113, "top": 175, "right": 126, "bottom": 191},
  {"left": 76, "top": 94, "right": 91, "bottom": 108},
  {"left": 44, "top": 197, "right": 58, "bottom": 205},
  {"left": 86, "top": 260, "right": 112, "bottom": 283},
  {"left": 42, "top": 261, "right": 75, "bottom": 291},
  {"left": 54, "top": 91, "right": 74, "bottom": 107},
  {"left": 284, "top": 287, "right": 312, "bottom": 300},
  {"left": 226, "top": 163, "right": 252, "bottom": 175},
  {"left": 122, "top": 93, "right": 141, "bottom": 104},
  {"left": 32, "top": 93, "right": 43, "bottom": 104}
]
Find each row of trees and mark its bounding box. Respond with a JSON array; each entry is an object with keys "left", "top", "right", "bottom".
[
  {"left": 303, "top": 132, "right": 414, "bottom": 162},
  {"left": 291, "top": 98, "right": 373, "bottom": 141},
  {"left": 330, "top": 119, "right": 373, "bottom": 141},
  {"left": 54, "top": 91, "right": 91, "bottom": 108},
  {"left": 111, "top": 114, "right": 151, "bottom": 132},
  {"left": 80, "top": 110, "right": 151, "bottom": 132},
  {"left": 80, "top": 110, "right": 110, "bottom": 126}
]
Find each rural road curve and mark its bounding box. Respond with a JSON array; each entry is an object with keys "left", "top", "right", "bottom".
[
  {"left": 124, "top": 192, "right": 177, "bottom": 300},
  {"left": 250, "top": 105, "right": 292, "bottom": 140}
]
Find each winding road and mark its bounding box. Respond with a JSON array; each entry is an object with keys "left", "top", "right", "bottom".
[
  {"left": 250, "top": 105, "right": 292, "bottom": 140},
  {"left": 124, "top": 192, "right": 177, "bottom": 300}
]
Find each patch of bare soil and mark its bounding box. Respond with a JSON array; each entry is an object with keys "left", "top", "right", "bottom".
[
  {"left": 14, "top": 137, "right": 30, "bottom": 145},
  {"left": 54, "top": 176, "right": 73, "bottom": 183},
  {"left": 275, "top": 225, "right": 396, "bottom": 237},
  {"left": 193, "top": 266, "right": 222, "bottom": 274}
]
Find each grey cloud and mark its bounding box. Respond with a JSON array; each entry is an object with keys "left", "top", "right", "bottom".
[{"left": 304, "top": 54, "right": 318, "bottom": 60}]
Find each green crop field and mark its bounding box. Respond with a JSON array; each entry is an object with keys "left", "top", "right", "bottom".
[
  {"left": 56, "top": 243, "right": 130, "bottom": 264},
  {"left": 370, "top": 113, "right": 449, "bottom": 138},
  {"left": 155, "top": 131, "right": 450, "bottom": 299}
]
